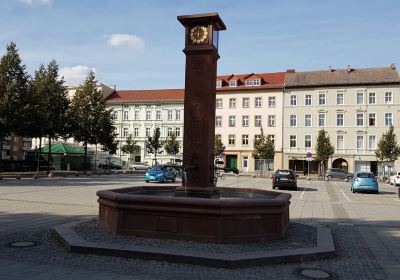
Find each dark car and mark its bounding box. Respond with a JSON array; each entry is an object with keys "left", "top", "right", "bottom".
[
  {"left": 326, "top": 168, "right": 353, "bottom": 181},
  {"left": 99, "top": 162, "right": 122, "bottom": 170},
  {"left": 272, "top": 169, "right": 298, "bottom": 190}
]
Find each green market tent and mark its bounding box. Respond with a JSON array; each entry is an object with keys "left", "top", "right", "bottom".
[
  {"left": 39, "top": 143, "right": 84, "bottom": 154},
  {"left": 38, "top": 143, "right": 88, "bottom": 170}
]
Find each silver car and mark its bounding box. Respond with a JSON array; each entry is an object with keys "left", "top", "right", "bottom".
[
  {"left": 326, "top": 168, "right": 353, "bottom": 181},
  {"left": 130, "top": 162, "right": 149, "bottom": 170}
]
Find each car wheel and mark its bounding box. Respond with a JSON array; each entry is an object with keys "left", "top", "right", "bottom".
[
  {"left": 172, "top": 177, "right": 176, "bottom": 182},
  {"left": 352, "top": 188, "right": 356, "bottom": 193},
  {"left": 272, "top": 186, "right": 275, "bottom": 189},
  {"left": 375, "top": 190, "right": 379, "bottom": 194},
  {"left": 146, "top": 180, "right": 149, "bottom": 183},
  {"left": 327, "top": 175, "right": 332, "bottom": 181}
]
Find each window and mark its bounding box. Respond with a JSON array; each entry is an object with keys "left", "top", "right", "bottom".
[
  {"left": 242, "top": 115, "right": 249, "bottom": 127},
  {"left": 228, "top": 135, "right": 235, "bottom": 145},
  {"left": 156, "top": 110, "right": 161, "bottom": 120},
  {"left": 254, "top": 115, "right": 262, "bottom": 127},
  {"left": 336, "top": 113, "right": 344, "bottom": 126},
  {"left": 146, "top": 110, "right": 151, "bottom": 120},
  {"left": 336, "top": 135, "right": 344, "bottom": 149},
  {"left": 134, "top": 127, "right": 139, "bottom": 137},
  {"left": 290, "top": 114, "right": 297, "bottom": 127},
  {"left": 113, "top": 111, "right": 118, "bottom": 120},
  {"left": 305, "top": 95, "right": 312, "bottom": 106},
  {"left": 369, "top": 135, "right": 376, "bottom": 150},
  {"left": 229, "top": 116, "right": 236, "bottom": 127},
  {"left": 357, "top": 91, "right": 364, "bottom": 104},
  {"left": 242, "top": 135, "right": 249, "bottom": 145},
  {"left": 168, "top": 110, "right": 173, "bottom": 120},
  {"left": 216, "top": 116, "right": 222, "bottom": 127},
  {"left": 245, "top": 79, "right": 253, "bottom": 86},
  {"left": 305, "top": 135, "right": 311, "bottom": 148},
  {"left": 216, "top": 98, "right": 223, "bottom": 109},
  {"left": 255, "top": 97, "right": 262, "bottom": 108},
  {"left": 385, "top": 92, "right": 393, "bottom": 104},
  {"left": 305, "top": 114, "right": 312, "bottom": 127},
  {"left": 216, "top": 80, "right": 222, "bottom": 88},
  {"left": 369, "top": 113, "right": 376, "bottom": 126},
  {"left": 123, "top": 111, "right": 129, "bottom": 120},
  {"left": 268, "top": 96, "right": 276, "bottom": 107},
  {"left": 229, "top": 98, "right": 236, "bottom": 108},
  {"left": 385, "top": 113, "right": 393, "bottom": 126},
  {"left": 356, "top": 113, "right": 364, "bottom": 126},
  {"left": 229, "top": 80, "right": 237, "bottom": 87},
  {"left": 175, "top": 127, "right": 181, "bottom": 137},
  {"left": 134, "top": 110, "right": 140, "bottom": 120},
  {"left": 368, "top": 92, "right": 376, "bottom": 104},
  {"left": 336, "top": 92, "right": 344, "bottom": 105},
  {"left": 268, "top": 115, "right": 276, "bottom": 127},
  {"left": 167, "top": 127, "right": 173, "bottom": 136},
  {"left": 319, "top": 94, "right": 326, "bottom": 105},
  {"left": 357, "top": 135, "right": 364, "bottom": 150},
  {"left": 318, "top": 113, "right": 325, "bottom": 127},
  {"left": 290, "top": 95, "right": 297, "bottom": 106},
  {"left": 267, "top": 134, "right": 275, "bottom": 145},
  {"left": 290, "top": 135, "right": 297, "bottom": 148},
  {"left": 253, "top": 79, "right": 261, "bottom": 86},
  {"left": 146, "top": 127, "right": 151, "bottom": 137},
  {"left": 242, "top": 97, "right": 250, "bottom": 108},
  {"left": 175, "top": 110, "right": 181, "bottom": 120},
  {"left": 254, "top": 134, "right": 261, "bottom": 142}
]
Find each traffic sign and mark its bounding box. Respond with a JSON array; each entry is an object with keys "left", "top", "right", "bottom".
[{"left": 306, "top": 152, "right": 312, "bottom": 158}]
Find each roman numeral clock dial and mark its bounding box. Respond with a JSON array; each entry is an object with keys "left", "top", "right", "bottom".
[{"left": 190, "top": 25, "right": 208, "bottom": 44}]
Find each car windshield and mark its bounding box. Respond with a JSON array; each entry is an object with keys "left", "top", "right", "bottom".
[
  {"left": 276, "top": 170, "right": 294, "bottom": 176},
  {"left": 150, "top": 165, "right": 164, "bottom": 171},
  {"left": 357, "top": 172, "right": 374, "bottom": 178}
]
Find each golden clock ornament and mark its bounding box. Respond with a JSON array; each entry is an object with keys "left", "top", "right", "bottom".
[{"left": 190, "top": 25, "right": 208, "bottom": 44}]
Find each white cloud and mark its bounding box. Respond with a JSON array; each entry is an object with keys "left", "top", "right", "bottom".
[
  {"left": 59, "top": 65, "right": 95, "bottom": 86},
  {"left": 108, "top": 33, "right": 145, "bottom": 49},
  {"left": 19, "top": 0, "right": 51, "bottom": 5}
]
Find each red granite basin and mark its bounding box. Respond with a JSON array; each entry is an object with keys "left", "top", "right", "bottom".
[{"left": 97, "top": 186, "right": 291, "bottom": 244}]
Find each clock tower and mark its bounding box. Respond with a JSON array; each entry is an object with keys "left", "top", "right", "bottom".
[{"left": 176, "top": 13, "right": 226, "bottom": 197}]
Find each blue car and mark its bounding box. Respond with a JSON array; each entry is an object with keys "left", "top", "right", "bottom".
[
  {"left": 351, "top": 172, "right": 379, "bottom": 193},
  {"left": 145, "top": 165, "right": 176, "bottom": 183}
]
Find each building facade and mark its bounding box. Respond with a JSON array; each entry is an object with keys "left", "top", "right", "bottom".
[{"left": 283, "top": 65, "right": 400, "bottom": 174}]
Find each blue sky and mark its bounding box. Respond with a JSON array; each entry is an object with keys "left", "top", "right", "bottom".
[{"left": 1, "top": 0, "right": 399, "bottom": 89}]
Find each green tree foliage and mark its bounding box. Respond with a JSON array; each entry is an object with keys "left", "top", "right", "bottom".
[
  {"left": 375, "top": 126, "right": 400, "bottom": 164},
  {"left": 145, "top": 128, "right": 164, "bottom": 164},
  {"left": 121, "top": 134, "right": 139, "bottom": 162},
  {"left": 214, "top": 134, "right": 226, "bottom": 155},
  {"left": 69, "top": 70, "right": 116, "bottom": 171},
  {"left": 252, "top": 128, "right": 275, "bottom": 160},
  {"left": 164, "top": 132, "right": 180, "bottom": 158},
  {"left": 315, "top": 129, "right": 334, "bottom": 175},
  {"left": 0, "top": 42, "right": 30, "bottom": 162}
]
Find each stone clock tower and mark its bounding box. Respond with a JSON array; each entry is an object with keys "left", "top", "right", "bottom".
[{"left": 176, "top": 13, "right": 226, "bottom": 197}]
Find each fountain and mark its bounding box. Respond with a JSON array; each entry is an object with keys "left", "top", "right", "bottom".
[{"left": 97, "top": 13, "right": 291, "bottom": 243}]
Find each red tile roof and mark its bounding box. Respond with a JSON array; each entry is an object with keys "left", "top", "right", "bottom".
[{"left": 106, "top": 89, "right": 184, "bottom": 103}]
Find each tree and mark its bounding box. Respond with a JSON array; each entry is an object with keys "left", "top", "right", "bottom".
[
  {"left": 145, "top": 128, "right": 164, "bottom": 164},
  {"left": 69, "top": 70, "right": 116, "bottom": 171},
  {"left": 214, "top": 134, "right": 226, "bottom": 155},
  {"left": 375, "top": 126, "right": 400, "bottom": 177},
  {"left": 252, "top": 128, "right": 275, "bottom": 160},
  {"left": 121, "top": 134, "right": 139, "bottom": 164},
  {"left": 0, "top": 42, "right": 30, "bottom": 165},
  {"left": 315, "top": 129, "right": 334, "bottom": 177},
  {"left": 164, "top": 132, "right": 180, "bottom": 161}
]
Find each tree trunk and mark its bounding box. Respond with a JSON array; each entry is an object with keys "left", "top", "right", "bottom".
[
  {"left": 36, "top": 137, "right": 42, "bottom": 173},
  {"left": 47, "top": 137, "right": 51, "bottom": 175},
  {"left": 84, "top": 141, "right": 88, "bottom": 173},
  {"left": 0, "top": 136, "right": 3, "bottom": 172}
]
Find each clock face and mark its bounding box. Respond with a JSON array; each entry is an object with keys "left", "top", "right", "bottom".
[{"left": 190, "top": 25, "right": 208, "bottom": 44}]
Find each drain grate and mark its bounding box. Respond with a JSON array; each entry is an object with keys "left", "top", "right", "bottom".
[
  {"left": 294, "top": 268, "right": 336, "bottom": 279},
  {"left": 6, "top": 241, "right": 38, "bottom": 248}
]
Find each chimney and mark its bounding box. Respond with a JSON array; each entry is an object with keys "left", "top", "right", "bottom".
[
  {"left": 390, "top": 63, "right": 396, "bottom": 70},
  {"left": 286, "top": 69, "right": 295, "bottom": 73}
]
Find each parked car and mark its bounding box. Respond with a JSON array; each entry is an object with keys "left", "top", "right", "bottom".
[
  {"left": 389, "top": 171, "right": 400, "bottom": 186},
  {"left": 272, "top": 169, "right": 298, "bottom": 190},
  {"left": 351, "top": 172, "right": 378, "bottom": 193},
  {"left": 99, "top": 162, "right": 122, "bottom": 170},
  {"left": 326, "top": 168, "right": 353, "bottom": 181},
  {"left": 130, "top": 162, "right": 150, "bottom": 170},
  {"left": 145, "top": 165, "right": 176, "bottom": 183}
]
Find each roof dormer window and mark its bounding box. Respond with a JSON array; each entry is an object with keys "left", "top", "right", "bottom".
[
  {"left": 245, "top": 80, "right": 253, "bottom": 86},
  {"left": 229, "top": 80, "right": 237, "bottom": 87},
  {"left": 216, "top": 80, "right": 222, "bottom": 88},
  {"left": 253, "top": 79, "right": 261, "bottom": 86}
]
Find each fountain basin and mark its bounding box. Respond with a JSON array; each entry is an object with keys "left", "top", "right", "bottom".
[{"left": 97, "top": 186, "right": 291, "bottom": 243}]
